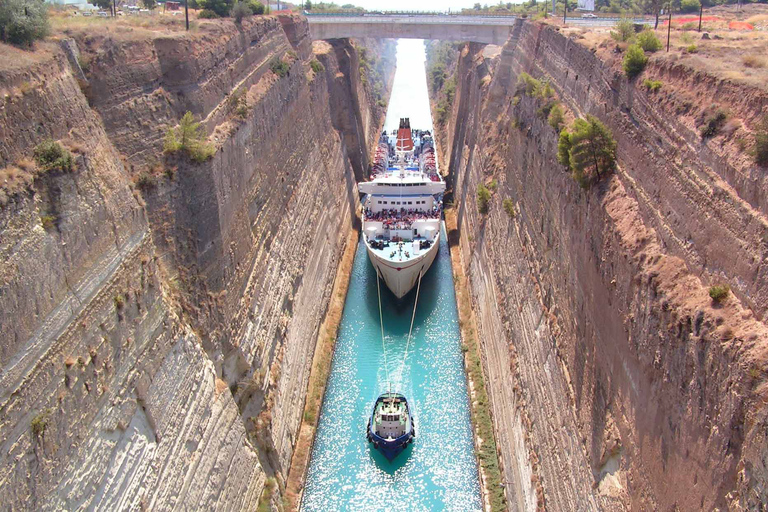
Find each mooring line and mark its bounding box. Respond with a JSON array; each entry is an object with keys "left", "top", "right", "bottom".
[
  {"left": 376, "top": 268, "right": 392, "bottom": 393},
  {"left": 398, "top": 269, "right": 423, "bottom": 385}
]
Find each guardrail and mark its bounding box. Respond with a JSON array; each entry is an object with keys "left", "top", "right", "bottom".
[{"left": 304, "top": 11, "right": 519, "bottom": 18}]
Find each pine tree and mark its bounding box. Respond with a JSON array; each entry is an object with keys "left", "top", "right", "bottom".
[{"left": 567, "top": 116, "right": 617, "bottom": 188}]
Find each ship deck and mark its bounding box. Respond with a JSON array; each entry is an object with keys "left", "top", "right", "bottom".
[{"left": 366, "top": 236, "right": 436, "bottom": 264}]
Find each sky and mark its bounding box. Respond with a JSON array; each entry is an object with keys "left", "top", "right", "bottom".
[{"left": 383, "top": 40, "right": 433, "bottom": 132}]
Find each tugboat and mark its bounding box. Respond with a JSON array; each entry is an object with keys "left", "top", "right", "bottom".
[
  {"left": 367, "top": 392, "right": 415, "bottom": 461},
  {"left": 360, "top": 118, "right": 446, "bottom": 298}
]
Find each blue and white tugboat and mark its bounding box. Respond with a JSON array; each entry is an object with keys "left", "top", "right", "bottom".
[{"left": 367, "top": 392, "right": 415, "bottom": 461}]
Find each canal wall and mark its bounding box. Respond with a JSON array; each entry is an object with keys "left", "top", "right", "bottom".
[
  {"left": 435, "top": 20, "right": 768, "bottom": 511},
  {"left": 0, "top": 16, "right": 394, "bottom": 509}
]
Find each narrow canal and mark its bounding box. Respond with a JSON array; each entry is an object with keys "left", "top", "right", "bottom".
[{"left": 301, "top": 40, "right": 482, "bottom": 511}]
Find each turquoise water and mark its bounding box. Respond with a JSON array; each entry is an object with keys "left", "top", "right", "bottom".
[
  {"left": 301, "top": 39, "right": 480, "bottom": 512},
  {"left": 301, "top": 225, "right": 481, "bottom": 511}
]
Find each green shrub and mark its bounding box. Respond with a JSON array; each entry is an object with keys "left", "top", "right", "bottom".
[
  {"left": 642, "top": 79, "right": 663, "bottom": 91},
  {"left": 246, "top": 0, "right": 265, "bottom": 14},
  {"left": 114, "top": 294, "right": 125, "bottom": 310},
  {"left": 487, "top": 178, "right": 498, "bottom": 192},
  {"left": 231, "top": 1, "right": 252, "bottom": 23},
  {"left": 164, "top": 112, "right": 216, "bottom": 163},
  {"left": 33, "top": 140, "right": 75, "bottom": 173},
  {"left": 536, "top": 80, "right": 554, "bottom": 101},
  {"left": 548, "top": 103, "right": 565, "bottom": 131},
  {"left": 610, "top": 18, "right": 636, "bottom": 43},
  {"left": 477, "top": 184, "right": 491, "bottom": 214},
  {"left": 755, "top": 116, "right": 768, "bottom": 167},
  {"left": 228, "top": 88, "right": 248, "bottom": 118},
  {"left": 135, "top": 171, "right": 156, "bottom": 191},
  {"left": 40, "top": 214, "right": 56, "bottom": 230},
  {"left": 503, "top": 198, "right": 515, "bottom": 218},
  {"left": 536, "top": 99, "right": 555, "bottom": 120},
  {"left": 680, "top": 0, "right": 700, "bottom": 13},
  {"left": 708, "top": 284, "right": 729, "bottom": 302},
  {"left": 31, "top": 410, "right": 50, "bottom": 437},
  {"left": 310, "top": 59, "right": 324, "bottom": 74},
  {"left": 680, "top": 32, "right": 694, "bottom": 44},
  {"left": 270, "top": 58, "right": 290, "bottom": 78},
  {"left": 623, "top": 44, "right": 648, "bottom": 79},
  {"left": 636, "top": 29, "right": 662, "bottom": 53},
  {"left": 517, "top": 72, "right": 542, "bottom": 97},
  {"left": 686, "top": 44, "right": 698, "bottom": 54},
  {"left": 557, "top": 129, "right": 572, "bottom": 168},
  {"left": 0, "top": 0, "right": 49, "bottom": 47},
  {"left": 197, "top": 9, "right": 219, "bottom": 18},
  {"left": 700, "top": 109, "right": 728, "bottom": 139},
  {"left": 198, "top": 0, "right": 232, "bottom": 17},
  {"left": 567, "top": 116, "right": 617, "bottom": 188}
]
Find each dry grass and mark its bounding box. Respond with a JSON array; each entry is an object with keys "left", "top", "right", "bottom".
[
  {"left": 745, "top": 14, "right": 768, "bottom": 25},
  {"left": 49, "top": 9, "right": 200, "bottom": 37},
  {"left": 0, "top": 160, "right": 37, "bottom": 207},
  {"left": 742, "top": 54, "right": 766, "bottom": 68},
  {"left": 284, "top": 225, "right": 359, "bottom": 510}
]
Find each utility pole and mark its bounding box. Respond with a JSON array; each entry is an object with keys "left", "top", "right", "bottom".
[
  {"left": 563, "top": 0, "right": 566, "bottom": 24},
  {"left": 184, "top": 0, "right": 189, "bottom": 30},
  {"left": 698, "top": 3, "right": 703, "bottom": 32},
  {"left": 666, "top": 3, "right": 672, "bottom": 52}
]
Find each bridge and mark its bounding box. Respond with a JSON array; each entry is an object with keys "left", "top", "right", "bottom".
[{"left": 306, "top": 14, "right": 519, "bottom": 45}]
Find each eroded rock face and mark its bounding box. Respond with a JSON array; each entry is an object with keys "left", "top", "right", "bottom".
[
  {"left": 0, "top": 16, "right": 394, "bottom": 508},
  {"left": 437, "top": 21, "right": 768, "bottom": 511}
]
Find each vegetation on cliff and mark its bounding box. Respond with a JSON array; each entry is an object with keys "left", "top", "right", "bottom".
[
  {"left": 557, "top": 116, "right": 617, "bottom": 188},
  {"left": 623, "top": 44, "right": 648, "bottom": 79},
  {"left": 709, "top": 284, "right": 730, "bottom": 303},
  {"left": 427, "top": 41, "right": 460, "bottom": 126},
  {"left": 34, "top": 140, "right": 75, "bottom": 174},
  {"left": 477, "top": 183, "right": 491, "bottom": 214},
  {"left": 357, "top": 44, "right": 388, "bottom": 107},
  {"left": 163, "top": 112, "right": 215, "bottom": 162}
]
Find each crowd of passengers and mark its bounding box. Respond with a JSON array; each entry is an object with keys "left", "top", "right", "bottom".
[{"left": 363, "top": 205, "right": 442, "bottom": 226}]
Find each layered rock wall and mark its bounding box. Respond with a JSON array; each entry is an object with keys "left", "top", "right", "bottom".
[
  {"left": 438, "top": 21, "right": 768, "bottom": 511},
  {"left": 0, "top": 16, "right": 394, "bottom": 509}
]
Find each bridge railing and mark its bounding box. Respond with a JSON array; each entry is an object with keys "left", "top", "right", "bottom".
[{"left": 304, "top": 11, "right": 519, "bottom": 18}]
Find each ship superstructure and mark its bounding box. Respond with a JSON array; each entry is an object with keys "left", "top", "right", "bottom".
[{"left": 360, "top": 118, "right": 445, "bottom": 298}]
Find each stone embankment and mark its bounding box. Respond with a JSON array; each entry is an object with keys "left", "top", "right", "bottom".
[
  {"left": 433, "top": 20, "right": 768, "bottom": 511},
  {"left": 0, "top": 15, "right": 393, "bottom": 509}
]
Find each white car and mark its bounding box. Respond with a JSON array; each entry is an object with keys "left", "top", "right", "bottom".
[
  {"left": 97, "top": 10, "right": 108, "bottom": 17},
  {"left": 581, "top": 13, "right": 598, "bottom": 18}
]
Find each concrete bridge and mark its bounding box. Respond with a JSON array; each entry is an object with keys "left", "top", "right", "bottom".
[{"left": 306, "top": 14, "right": 518, "bottom": 45}]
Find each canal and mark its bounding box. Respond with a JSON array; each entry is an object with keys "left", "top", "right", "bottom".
[{"left": 301, "top": 40, "right": 481, "bottom": 511}]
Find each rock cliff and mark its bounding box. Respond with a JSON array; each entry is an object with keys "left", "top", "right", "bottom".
[
  {"left": 434, "top": 21, "right": 768, "bottom": 511},
  {"left": 0, "top": 16, "right": 394, "bottom": 509}
]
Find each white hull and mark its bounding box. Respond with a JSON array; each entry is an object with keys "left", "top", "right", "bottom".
[{"left": 366, "top": 234, "right": 440, "bottom": 299}]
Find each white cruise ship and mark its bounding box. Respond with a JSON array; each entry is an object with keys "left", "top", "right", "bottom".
[{"left": 360, "top": 118, "right": 446, "bottom": 298}]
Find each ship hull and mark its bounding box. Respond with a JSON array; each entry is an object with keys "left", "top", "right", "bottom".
[{"left": 366, "top": 234, "right": 440, "bottom": 299}]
